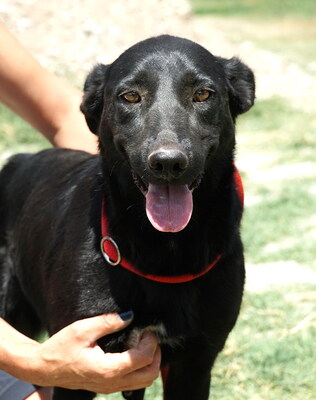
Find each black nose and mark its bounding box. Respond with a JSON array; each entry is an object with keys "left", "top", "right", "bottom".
[{"left": 148, "top": 148, "right": 189, "bottom": 179}]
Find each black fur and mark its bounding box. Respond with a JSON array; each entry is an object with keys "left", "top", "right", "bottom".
[{"left": 0, "top": 35, "right": 255, "bottom": 399}]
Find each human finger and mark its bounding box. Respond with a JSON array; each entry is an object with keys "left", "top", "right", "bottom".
[
  {"left": 65, "top": 312, "right": 134, "bottom": 344},
  {"left": 102, "top": 331, "right": 160, "bottom": 376}
]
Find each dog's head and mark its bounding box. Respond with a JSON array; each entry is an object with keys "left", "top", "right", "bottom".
[{"left": 81, "top": 35, "right": 255, "bottom": 233}]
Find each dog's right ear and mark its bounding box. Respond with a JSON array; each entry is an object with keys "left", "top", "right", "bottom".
[{"left": 80, "top": 64, "right": 108, "bottom": 134}]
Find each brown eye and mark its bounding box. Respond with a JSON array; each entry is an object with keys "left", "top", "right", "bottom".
[
  {"left": 121, "top": 91, "right": 141, "bottom": 103},
  {"left": 193, "top": 89, "right": 212, "bottom": 102}
]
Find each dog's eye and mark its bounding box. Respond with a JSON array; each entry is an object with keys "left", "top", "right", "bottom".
[
  {"left": 193, "top": 89, "right": 212, "bottom": 103},
  {"left": 121, "top": 91, "right": 141, "bottom": 104}
]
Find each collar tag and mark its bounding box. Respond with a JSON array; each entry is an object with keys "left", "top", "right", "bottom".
[{"left": 100, "top": 236, "right": 121, "bottom": 266}]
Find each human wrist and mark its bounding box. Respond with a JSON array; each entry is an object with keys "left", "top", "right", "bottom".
[
  {"left": 0, "top": 338, "right": 45, "bottom": 385},
  {"left": 48, "top": 89, "right": 99, "bottom": 154}
]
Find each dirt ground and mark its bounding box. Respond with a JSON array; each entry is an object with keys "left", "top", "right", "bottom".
[
  {"left": 1, "top": 0, "right": 316, "bottom": 109},
  {"left": 1, "top": 0, "right": 316, "bottom": 290}
]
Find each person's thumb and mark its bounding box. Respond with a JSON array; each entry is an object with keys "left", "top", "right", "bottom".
[{"left": 71, "top": 312, "right": 134, "bottom": 343}]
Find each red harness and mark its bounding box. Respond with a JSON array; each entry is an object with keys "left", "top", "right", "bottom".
[{"left": 100, "top": 166, "right": 244, "bottom": 284}]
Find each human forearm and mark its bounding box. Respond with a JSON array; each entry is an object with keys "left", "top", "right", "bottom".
[
  {"left": 0, "top": 318, "right": 40, "bottom": 380},
  {"left": 0, "top": 22, "right": 98, "bottom": 153}
]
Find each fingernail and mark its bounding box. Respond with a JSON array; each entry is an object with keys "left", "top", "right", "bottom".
[{"left": 119, "top": 311, "right": 134, "bottom": 322}]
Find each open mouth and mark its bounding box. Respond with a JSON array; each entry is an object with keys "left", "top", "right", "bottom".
[{"left": 132, "top": 171, "right": 203, "bottom": 233}]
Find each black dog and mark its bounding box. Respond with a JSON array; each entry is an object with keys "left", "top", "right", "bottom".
[{"left": 0, "top": 35, "right": 255, "bottom": 399}]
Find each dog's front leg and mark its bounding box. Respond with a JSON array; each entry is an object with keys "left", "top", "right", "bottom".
[
  {"left": 122, "top": 388, "right": 145, "bottom": 399},
  {"left": 162, "top": 363, "right": 211, "bottom": 400},
  {"left": 52, "top": 387, "right": 95, "bottom": 400},
  {"left": 161, "top": 342, "right": 219, "bottom": 400}
]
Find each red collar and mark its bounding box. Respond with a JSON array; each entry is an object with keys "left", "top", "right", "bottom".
[{"left": 100, "top": 165, "right": 243, "bottom": 284}]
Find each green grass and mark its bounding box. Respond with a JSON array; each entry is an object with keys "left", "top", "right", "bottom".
[
  {"left": 211, "top": 285, "right": 316, "bottom": 400},
  {"left": 236, "top": 98, "right": 316, "bottom": 269},
  {"left": 242, "top": 178, "right": 316, "bottom": 266},
  {"left": 191, "top": 0, "right": 316, "bottom": 18},
  {"left": 253, "top": 27, "right": 316, "bottom": 75},
  {"left": 237, "top": 98, "right": 316, "bottom": 172},
  {"left": 238, "top": 98, "right": 316, "bottom": 157},
  {"left": 0, "top": 104, "right": 50, "bottom": 159}
]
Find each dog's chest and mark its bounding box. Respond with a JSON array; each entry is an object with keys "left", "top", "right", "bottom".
[{"left": 125, "top": 281, "right": 203, "bottom": 348}]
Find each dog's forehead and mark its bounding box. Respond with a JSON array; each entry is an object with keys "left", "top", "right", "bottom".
[{"left": 109, "top": 36, "right": 225, "bottom": 86}]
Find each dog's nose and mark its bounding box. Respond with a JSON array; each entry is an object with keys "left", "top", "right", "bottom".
[{"left": 148, "top": 148, "right": 189, "bottom": 179}]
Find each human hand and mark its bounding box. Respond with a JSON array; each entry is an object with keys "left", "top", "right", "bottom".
[{"left": 20, "top": 313, "right": 161, "bottom": 393}]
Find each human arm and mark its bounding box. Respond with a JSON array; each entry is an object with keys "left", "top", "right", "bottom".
[
  {"left": 0, "top": 21, "right": 98, "bottom": 153},
  {"left": 0, "top": 314, "right": 161, "bottom": 393}
]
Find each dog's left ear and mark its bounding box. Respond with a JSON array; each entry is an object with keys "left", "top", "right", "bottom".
[
  {"left": 220, "top": 57, "right": 255, "bottom": 118},
  {"left": 80, "top": 64, "right": 109, "bottom": 134}
]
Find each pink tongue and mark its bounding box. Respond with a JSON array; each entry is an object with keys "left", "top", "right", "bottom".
[{"left": 146, "top": 184, "right": 193, "bottom": 232}]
